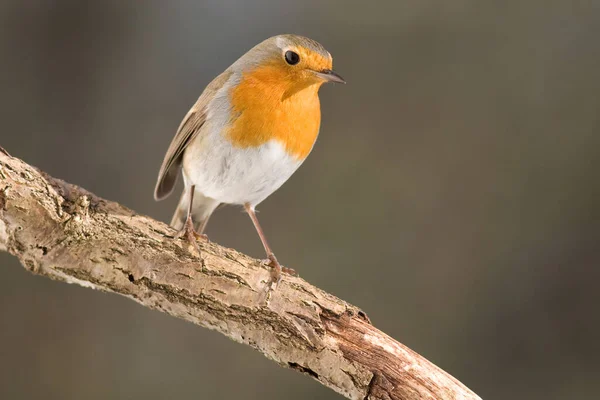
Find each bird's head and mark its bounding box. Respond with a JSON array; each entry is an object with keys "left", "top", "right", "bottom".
[{"left": 232, "top": 34, "right": 345, "bottom": 99}]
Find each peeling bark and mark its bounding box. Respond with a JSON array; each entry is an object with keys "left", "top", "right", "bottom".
[{"left": 0, "top": 151, "right": 481, "bottom": 400}]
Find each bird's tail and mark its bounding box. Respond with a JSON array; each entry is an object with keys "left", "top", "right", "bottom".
[{"left": 171, "top": 188, "right": 220, "bottom": 233}]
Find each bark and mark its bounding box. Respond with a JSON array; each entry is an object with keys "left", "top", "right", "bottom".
[{"left": 0, "top": 149, "right": 481, "bottom": 400}]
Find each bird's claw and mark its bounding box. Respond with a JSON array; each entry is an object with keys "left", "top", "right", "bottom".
[
  {"left": 174, "top": 215, "right": 207, "bottom": 255},
  {"left": 262, "top": 254, "right": 297, "bottom": 292}
]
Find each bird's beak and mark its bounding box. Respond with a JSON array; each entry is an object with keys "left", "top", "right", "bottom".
[{"left": 314, "top": 69, "right": 346, "bottom": 84}]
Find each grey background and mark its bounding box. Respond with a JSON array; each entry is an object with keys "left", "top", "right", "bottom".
[{"left": 1, "top": 1, "right": 599, "bottom": 399}]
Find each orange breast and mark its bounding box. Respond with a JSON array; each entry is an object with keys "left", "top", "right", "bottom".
[{"left": 226, "top": 64, "right": 322, "bottom": 160}]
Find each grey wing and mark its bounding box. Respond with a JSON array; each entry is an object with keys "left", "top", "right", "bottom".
[
  {"left": 153, "top": 70, "right": 232, "bottom": 201},
  {"left": 153, "top": 108, "right": 207, "bottom": 200}
]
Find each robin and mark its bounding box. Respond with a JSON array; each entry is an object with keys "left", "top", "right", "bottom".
[{"left": 154, "top": 34, "right": 344, "bottom": 284}]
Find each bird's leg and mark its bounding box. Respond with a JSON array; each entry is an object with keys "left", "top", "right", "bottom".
[
  {"left": 244, "top": 204, "right": 297, "bottom": 286},
  {"left": 174, "top": 185, "right": 207, "bottom": 253}
]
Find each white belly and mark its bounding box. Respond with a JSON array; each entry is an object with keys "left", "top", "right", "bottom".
[{"left": 182, "top": 133, "right": 302, "bottom": 207}]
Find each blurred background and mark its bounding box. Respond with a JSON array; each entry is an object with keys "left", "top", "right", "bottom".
[{"left": 1, "top": 1, "right": 599, "bottom": 399}]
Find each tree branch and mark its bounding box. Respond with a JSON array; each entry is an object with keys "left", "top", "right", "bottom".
[{"left": 0, "top": 150, "right": 481, "bottom": 400}]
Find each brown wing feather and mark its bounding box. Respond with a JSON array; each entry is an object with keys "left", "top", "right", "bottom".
[{"left": 154, "top": 70, "right": 232, "bottom": 201}]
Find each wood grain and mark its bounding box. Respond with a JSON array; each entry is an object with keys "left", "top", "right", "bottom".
[{"left": 0, "top": 151, "right": 481, "bottom": 400}]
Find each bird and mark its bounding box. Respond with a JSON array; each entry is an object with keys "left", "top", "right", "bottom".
[{"left": 154, "top": 34, "right": 344, "bottom": 285}]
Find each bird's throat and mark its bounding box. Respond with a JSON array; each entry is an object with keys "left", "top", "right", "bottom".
[{"left": 227, "top": 64, "right": 322, "bottom": 160}]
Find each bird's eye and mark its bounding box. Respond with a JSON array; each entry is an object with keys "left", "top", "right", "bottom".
[{"left": 284, "top": 50, "right": 300, "bottom": 65}]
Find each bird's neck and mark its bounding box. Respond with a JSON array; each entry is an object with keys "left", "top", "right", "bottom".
[{"left": 226, "top": 65, "right": 322, "bottom": 160}]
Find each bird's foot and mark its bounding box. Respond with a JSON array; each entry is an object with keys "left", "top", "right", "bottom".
[
  {"left": 263, "top": 253, "right": 297, "bottom": 291},
  {"left": 174, "top": 215, "right": 207, "bottom": 254}
]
